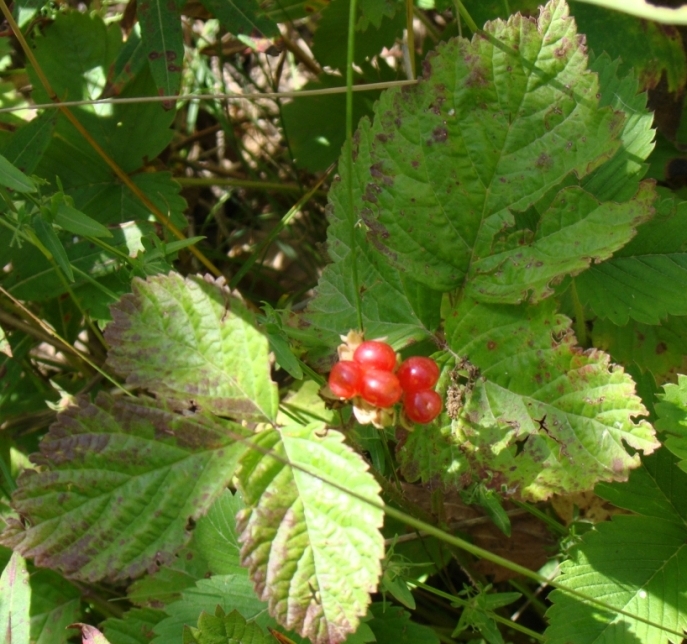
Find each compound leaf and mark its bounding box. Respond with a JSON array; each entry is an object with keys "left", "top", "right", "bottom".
[
  {"left": 591, "top": 315, "right": 687, "bottom": 380},
  {"left": 437, "top": 298, "right": 658, "bottom": 500},
  {"left": 574, "top": 197, "right": 687, "bottom": 324},
  {"left": 105, "top": 273, "right": 278, "bottom": 423},
  {"left": 0, "top": 394, "right": 246, "bottom": 582},
  {"left": 305, "top": 139, "right": 441, "bottom": 350},
  {"left": 340, "top": 0, "right": 647, "bottom": 295},
  {"left": 655, "top": 375, "right": 687, "bottom": 473},
  {"left": 182, "top": 607, "right": 268, "bottom": 644},
  {"left": 152, "top": 575, "right": 273, "bottom": 643},
  {"left": 580, "top": 54, "right": 655, "bottom": 202},
  {"left": 236, "top": 423, "right": 384, "bottom": 644},
  {"left": 546, "top": 449, "right": 687, "bottom": 643}
]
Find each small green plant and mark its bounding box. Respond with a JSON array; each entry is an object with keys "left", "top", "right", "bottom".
[{"left": 2, "top": 0, "right": 687, "bottom": 642}]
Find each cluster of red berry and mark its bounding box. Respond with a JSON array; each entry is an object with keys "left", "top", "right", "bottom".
[{"left": 328, "top": 340, "right": 442, "bottom": 424}]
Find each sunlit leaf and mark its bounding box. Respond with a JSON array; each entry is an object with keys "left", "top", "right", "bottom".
[
  {"left": 337, "top": 0, "right": 646, "bottom": 295},
  {"left": 0, "top": 394, "right": 246, "bottom": 582},
  {"left": 546, "top": 449, "right": 687, "bottom": 643},
  {"left": 182, "top": 607, "right": 269, "bottom": 644},
  {"left": 237, "top": 423, "right": 384, "bottom": 643},
  {"left": 0, "top": 552, "right": 31, "bottom": 644},
  {"left": 399, "top": 298, "right": 658, "bottom": 500},
  {"left": 105, "top": 273, "right": 278, "bottom": 422}
]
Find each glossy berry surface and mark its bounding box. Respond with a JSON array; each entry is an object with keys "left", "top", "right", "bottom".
[
  {"left": 397, "top": 357, "right": 440, "bottom": 393},
  {"left": 353, "top": 341, "right": 397, "bottom": 372},
  {"left": 360, "top": 369, "right": 403, "bottom": 408},
  {"left": 404, "top": 389, "right": 442, "bottom": 424},
  {"left": 328, "top": 361, "right": 362, "bottom": 399}
]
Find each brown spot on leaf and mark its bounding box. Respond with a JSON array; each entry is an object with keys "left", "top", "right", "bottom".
[
  {"left": 432, "top": 126, "right": 448, "bottom": 143},
  {"left": 656, "top": 342, "right": 667, "bottom": 355}
]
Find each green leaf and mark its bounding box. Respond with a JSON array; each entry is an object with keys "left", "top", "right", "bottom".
[
  {"left": 580, "top": 54, "right": 655, "bottom": 202},
  {"left": 28, "top": 12, "right": 120, "bottom": 105},
  {"left": 102, "top": 608, "right": 166, "bottom": 644},
  {"left": 311, "top": 0, "right": 404, "bottom": 70},
  {"left": 570, "top": 2, "right": 687, "bottom": 92},
  {"left": 0, "top": 153, "right": 36, "bottom": 192},
  {"left": 1, "top": 111, "right": 57, "bottom": 176},
  {"left": 55, "top": 202, "right": 113, "bottom": 238},
  {"left": 182, "top": 607, "right": 269, "bottom": 644},
  {"left": 655, "top": 375, "right": 687, "bottom": 474},
  {"left": 198, "top": 0, "right": 278, "bottom": 37},
  {"left": 105, "top": 273, "right": 279, "bottom": 422},
  {"left": 421, "top": 298, "right": 657, "bottom": 500},
  {"left": 68, "top": 172, "right": 187, "bottom": 229},
  {"left": 195, "top": 490, "right": 245, "bottom": 576},
  {"left": 126, "top": 544, "right": 211, "bottom": 608},
  {"left": 573, "top": 197, "right": 687, "bottom": 324},
  {"left": 367, "top": 603, "right": 439, "bottom": 644},
  {"left": 31, "top": 214, "right": 75, "bottom": 282},
  {"left": 591, "top": 315, "right": 687, "bottom": 380},
  {"left": 0, "top": 551, "right": 31, "bottom": 644},
  {"left": 152, "top": 574, "right": 274, "bottom": 642},
  {"left": 281, "top": 74, "right": 382, "bottom": 173},
  {"left": 30, "top": 569, "right": 82, "bottom": 644},
  {"left": 566, "top": 0, "right": 687, "bottom": 25},
  {"left": 469, "top": 183, "right": 654, "bottom": 302},
  {"left": 0, "top": 393, "right": 246, "bottom": 582},
  {"left": 341, "top": 0, "right": 639, "bottom": 294},
  {"left": 357, "top": 0, "right": 399, "bottom": 30},
  {"left": 546, "top": 449, "right": 687, "bottom": 643},
  {"left": 305, "top": 139, "right": 440, "bottom": 349},
  {"left": 236, "top": 423, "right": 384, "bottom": 643},
  {"left": 137, "top": 0, "right": 183, "bottom": 102}
]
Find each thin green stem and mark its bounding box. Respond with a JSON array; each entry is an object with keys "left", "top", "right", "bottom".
[
  {"left": 511, "top": 499, "right": 567, "bottom": 536},
  {"left": 346, "top": 0, "right": 364, "bottom": 333},
  {"left": 0, "top": 83, "right": 420, "bottom": 115},
  {"left": 413, "top": 581, "right": 545, "bottom": 641},
  {"left": 452, "top": 0, "right": 479, "bottom": 33}
]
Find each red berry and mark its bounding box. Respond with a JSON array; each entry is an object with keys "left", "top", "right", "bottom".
[
  {"left": 397, "top": 357, "right": 440, "bottom": 393},
  {"left": 328, "top": 361, "right": 362, "bottom": 399},
  {"left": 360, "top": 368, "right": 403, "bottom": 408},
  {"left": 404, "top": 389, "right": 442, "bottom": 424},
  {"left": 353, "top": 341, "right": 397, "bottom": 372}
]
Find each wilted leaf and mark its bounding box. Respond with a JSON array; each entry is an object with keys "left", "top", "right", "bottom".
[
  {"left": 237, "top": 423, "right": 384, "bottom": 644},
  {"left": 105, "top": 273, "right": 278, "bottom": 422},
  {"left": 0, "top": 394, "right": 246, "bottom": 582}
]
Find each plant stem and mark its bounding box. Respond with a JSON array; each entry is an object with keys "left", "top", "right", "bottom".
[
  {"left": 413, "top": 581, "right": 545, "bottom": 642},
  {"left": 346, "top": 0, "right": 364, "bottom": 333}
]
